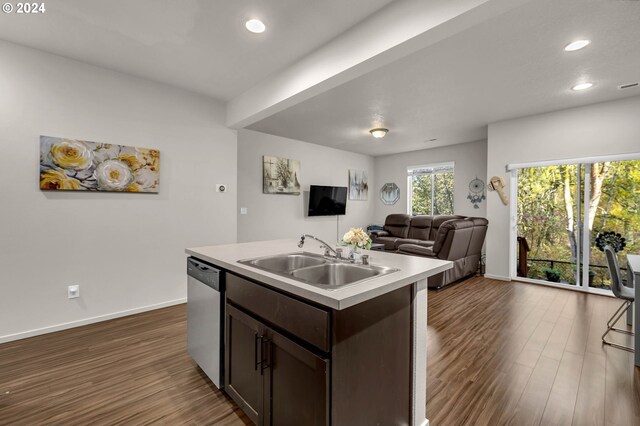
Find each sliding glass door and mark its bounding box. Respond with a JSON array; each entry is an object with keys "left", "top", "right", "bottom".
[
  {"left": 515, "top": 158, "right": 640, "bottom": 292},
  {"left": 516, "top": 164, "right": 582, "bottom": 286},
  {"left": 585, "top": 160, "right": 640, "bottom": 289}
]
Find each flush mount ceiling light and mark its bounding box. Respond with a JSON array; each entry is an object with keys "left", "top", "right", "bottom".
[
  {"left": 245, "top": 19, "right": 266, "bottom": 34},
  {"left": 571, "top": 82, "right": 593, "bottom": 91},
  {"left": 564, "top": 39, "right": 591, "bottom": 52},
  {"left": 369, "top": 128, "right": 389, "bottom": 138}
]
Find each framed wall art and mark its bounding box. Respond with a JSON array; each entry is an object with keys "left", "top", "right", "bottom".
[
  {"left": 349, "top": 169, "right": 368, "bottom": 201},
  {"left": 263, "top": 155, "right": 301, "bottom": 195},
  {"left": 39, "top": 135, "right": 160, "bottom": 193}
]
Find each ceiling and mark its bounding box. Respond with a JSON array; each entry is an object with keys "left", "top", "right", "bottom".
[
  {"left": 248, "top": 0, "right": 640, "bottom": 156},
  {"left": 0, "top": 0, "right": 394, "bottom": 101},
  {"left": 1, "top": 0, "right": 638, "bottom": 157}
]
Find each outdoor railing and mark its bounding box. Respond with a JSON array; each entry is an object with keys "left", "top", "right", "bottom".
[{"left": 522, "top": 258, "right": 627, "bottom": 288}]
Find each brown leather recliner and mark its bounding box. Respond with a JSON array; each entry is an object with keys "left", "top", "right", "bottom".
[
  {"left": 398, "top": 217, "right": 488, "bottom": 289},
  {"left": 369, "top": 214, "right": 411, "bottom": 250}
]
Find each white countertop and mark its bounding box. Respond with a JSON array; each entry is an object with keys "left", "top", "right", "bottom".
[{"left": 186, "top": 239, "right": 452, "bottom": 310}]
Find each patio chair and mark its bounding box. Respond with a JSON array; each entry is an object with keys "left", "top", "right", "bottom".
[{"left": 601, "top": 245, "right": 634, "bottom": 352}]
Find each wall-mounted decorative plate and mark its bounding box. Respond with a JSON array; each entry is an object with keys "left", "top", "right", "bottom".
[{"left": 380, "top": 183, "right": 400, "bottom": 205}]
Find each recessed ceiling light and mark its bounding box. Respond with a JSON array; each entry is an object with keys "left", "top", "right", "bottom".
[
  {"left": 564, "top": 39, "right": 591, "bottom": 52},
  {"left": 571, "top": 82, "right": 593, "bottom": 91},
  {"left": 245, "top": 19, "right": 266, "bottom": 34},
  {"left": 370, "top": 128, "right": 389, "bottom": 138}
]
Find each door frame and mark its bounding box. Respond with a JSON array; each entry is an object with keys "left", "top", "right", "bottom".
[{"left": 508, "top": 152, "right": 640, "bottom": 296}]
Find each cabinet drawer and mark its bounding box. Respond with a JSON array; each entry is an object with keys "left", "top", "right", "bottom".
[{"left": 227, "top": 273, "right": 330, "bottom": 352}]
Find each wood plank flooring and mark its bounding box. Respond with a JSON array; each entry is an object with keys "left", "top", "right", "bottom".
[
  {"left": 427, "top": 277, "right": 640, "bottom": 426},
  {"left": 0, "top": 305, "right": 251, "bottom": 425},
  {"left": 1, "top": 277, "right": 639, "bottom": 425}
]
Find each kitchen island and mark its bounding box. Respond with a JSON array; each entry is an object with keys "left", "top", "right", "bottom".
[{"left": 186, "top": 239, "right": 452, "bottom": 426}]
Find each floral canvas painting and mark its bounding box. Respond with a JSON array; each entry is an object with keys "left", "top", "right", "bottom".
[
  {"left": 263, "top": 155, "right": 301, "bottom": 195},
  {"left": 349, "top": 169, "right": 368, "bottom": 201},
  {"left": 39, "top": 136, "right": 160, "bottom": 193}
]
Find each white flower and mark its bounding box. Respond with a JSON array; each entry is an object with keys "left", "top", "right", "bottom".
[
  {"left": 49, "top": 139, "right": 94, "bottom": 171},
  {"left": 94, "top": 159, "right": 134, "bottom": 191},
  {"left": 342, "top": 227, "right": 371, "bottom": 249},
  {"left": 134, "top": 168, "right": 159, "bottom": 190}
]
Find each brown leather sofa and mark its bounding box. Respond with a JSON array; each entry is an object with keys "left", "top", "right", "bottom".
[
  {"left": 369, "top": 214, "right": 462, "bottom": 251},
  {"left": 370, "top": 214, "right": 488, "bottom": 289}
]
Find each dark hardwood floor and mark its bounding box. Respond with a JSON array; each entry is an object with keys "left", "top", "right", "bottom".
[
  {"left": 0, "top": 305, "right": 251, "bottom": 426},
  {"left": 427, "top": 277, "right": 640, "bottom": 426},
  {"left": 1, "top": 277, "right": 639, "bottom": 425}
]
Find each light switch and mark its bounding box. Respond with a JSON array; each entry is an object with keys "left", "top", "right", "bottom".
[{"left": 240, "top": 207, "right": 248, "bottom": 215}]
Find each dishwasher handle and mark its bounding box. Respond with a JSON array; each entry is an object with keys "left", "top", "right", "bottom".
[{"left": 187, "top": 257, "right": 221, "bottom": 291}]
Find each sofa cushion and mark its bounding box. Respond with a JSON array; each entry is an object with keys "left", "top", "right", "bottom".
[
  {"left": 383, "top": 214, "right": 411, "bottom": 238},
  {"left": 393, "top": 238, "right": 425, "bottom": 250},
  {"left": 408, "top": 215, "right": 433, "bottom": 240},
  {"left": 432, "top": 219, "right": 474, "bottom": 254},
  {"left": 375, "top": 236, "right": 399, "bottom": 251},
  {"left": 428, "top": 215, "right": 463, "bottom": 240},
  {"left": 398, "top": 244, "right": 435, "bottom": 257},
  {"left": 416, "top": 240, "right": 435, "bottom": 247}
]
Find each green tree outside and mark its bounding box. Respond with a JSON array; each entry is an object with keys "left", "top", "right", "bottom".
[
  {"left": 517, "top": 160, "right": 640, "bottom": 288},
  {"left": 410, "top": 172, "right": 454, "bottom": 215}
]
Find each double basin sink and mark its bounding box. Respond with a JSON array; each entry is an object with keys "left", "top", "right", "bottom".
[{"left": 238, "top": 252, "right": 398, "bottom": 290}]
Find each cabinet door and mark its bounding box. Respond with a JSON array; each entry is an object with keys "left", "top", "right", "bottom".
[
  {"left": 263, "top": 329, "right": 329, "bottom": 426},
  {"left": 225, "top": 304, "right": 265, "bottom": 425}
]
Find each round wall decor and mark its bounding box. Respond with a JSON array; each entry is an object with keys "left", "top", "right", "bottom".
[{"left": 467, "top": 177, "right": 486, "bottom": 209}]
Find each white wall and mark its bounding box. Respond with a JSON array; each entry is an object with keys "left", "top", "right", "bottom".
[
  {"left": 486, "top": 96, "right": 640, "bottom": 279},
  {"left": 373, "top": 140, "right": 488, "bottom": 224},
  {"left": 237, "top": 129, "right": 375, "bottom": 244},
  {"left": 0, "top": 41, "right": 237, "bottom": 342}
]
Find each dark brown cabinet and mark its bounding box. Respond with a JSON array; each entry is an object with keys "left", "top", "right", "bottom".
[
  {"left": 225, "top": 303, "right": 329, "bottom": 426},
  {"left": 266, "top": 329, "right": 328, "bottom": 426},
  {"left": 224, "top": 272, "right": 412, "bottom": 426},
  {"left": 225, "top": 304, "right": 264, "bottom": 424}
]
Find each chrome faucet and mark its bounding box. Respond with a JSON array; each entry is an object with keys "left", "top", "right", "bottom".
[{"left": 298, "top": 234, "right": 338, "bottom": 257}]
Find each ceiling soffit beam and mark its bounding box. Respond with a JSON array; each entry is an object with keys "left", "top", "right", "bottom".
[{"left": 226, "top": 0, "right": 535, "bottom": 129}]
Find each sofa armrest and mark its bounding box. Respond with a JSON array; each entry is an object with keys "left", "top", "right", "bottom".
[{"left": 370, "top": 230, "right": 389, "bottom": 238}]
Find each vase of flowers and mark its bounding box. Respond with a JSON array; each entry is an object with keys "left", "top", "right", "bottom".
[{"left": 341, "top": 228, "right": 372, "bottom": 261}]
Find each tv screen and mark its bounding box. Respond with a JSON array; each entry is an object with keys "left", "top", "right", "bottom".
[{"left": 308, "top": 185, "right": 347, "bottom": 216}]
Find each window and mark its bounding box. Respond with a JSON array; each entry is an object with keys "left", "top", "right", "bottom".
[{"left": 407, "top": 162, "right": 454, "bottom": 215}]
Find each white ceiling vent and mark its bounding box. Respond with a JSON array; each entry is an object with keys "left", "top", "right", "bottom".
[{"left": 618, "top": 82, "right": 639, "bottom": 90}]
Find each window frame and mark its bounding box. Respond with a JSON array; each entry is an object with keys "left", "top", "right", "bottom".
[{"left": 406, "top": 161, "right": 455, "bottom": 215}]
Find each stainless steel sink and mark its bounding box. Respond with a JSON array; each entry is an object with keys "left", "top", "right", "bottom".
[
  {"left": 239, "top": 252, "right": 327, "bottom": 273},
  {"left": 290, "top": 263, "right": 396, "bottom": 287},
  {"left": 238, "top": 252, "right": 398, "bottom": 290}
]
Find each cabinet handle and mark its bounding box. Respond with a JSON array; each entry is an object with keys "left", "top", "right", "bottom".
[
  {"left": 254, "top": 333, "right": 263, "bottom": 371},
  {"left": 261, "top": 338, "right": 272, "bottom": 375}
]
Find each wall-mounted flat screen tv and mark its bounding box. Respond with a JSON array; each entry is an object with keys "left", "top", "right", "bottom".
[{"left": 308, "top": 185, "right": 347, "bottom": 216}]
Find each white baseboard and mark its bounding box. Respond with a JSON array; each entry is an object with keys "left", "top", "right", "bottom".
[
  {"left": 0, "top": 298, "right": 187, "bottom": 344},
  {"left": 483, "top": 273, "right": 511, "bottom": 282}
]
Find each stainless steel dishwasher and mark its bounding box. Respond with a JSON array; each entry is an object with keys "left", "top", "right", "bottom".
[{"left": 187, "top": 257, "right": 223, "bottom": 389}]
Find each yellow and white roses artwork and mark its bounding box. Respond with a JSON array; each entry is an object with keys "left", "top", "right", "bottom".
[{"left": 39, "top": 136, "right": 160, "bottom": 193}]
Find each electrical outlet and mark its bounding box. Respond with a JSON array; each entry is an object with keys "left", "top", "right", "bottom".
[
  {"left": 240, "top": 207, "right": 248, "bottom": 215},
  {"left": 68, "top": 285, "right": 80, "bottom": 299}
]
